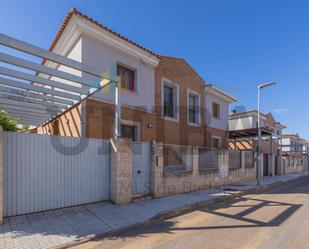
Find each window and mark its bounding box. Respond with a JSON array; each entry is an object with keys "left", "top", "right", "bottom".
[
  {"left": 189, "top": 95, "right": 196, "bottom": 123},
  {"left": 212, "top": 137, "right": 221, "bottom": 149},
  {"left": 117, "top": 64, "right": 135, "bottom": 91},
  {"left": 164, "top": 85, "right": 174, "bottom": 118},
  {"left": 161, "top": 78, "right": 179, "bottom": 120},
  {"left": 187, "top": 90, "right": 200, "bottom": 125},
  {"left": 121, "top": 124, "right": 136, "bottom": 141},
  {"left": 212, "top": 102, "right": 220, "bottom": 119}
]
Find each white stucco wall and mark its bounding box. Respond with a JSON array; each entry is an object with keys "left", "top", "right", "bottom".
[
  {"left": 80, "top": 35, "right": 156, "bottom": 112},
  {"left": 229, "top": 115, "right": 268, "bottom": 131},
  {"left": 229, "top": 116, "right": 253, "bottom": 131},
  {"left": 205, "top": 93, "right": 229, "bottom": 130},
  {"left": 282, "top": 138, "right": 290, "bottom": 152},
  {"left": 51, "top": 38, "right": 83, "bottom": 86}
]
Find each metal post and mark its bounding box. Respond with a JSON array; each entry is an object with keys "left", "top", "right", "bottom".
[
  {"left": 256, "top": 81, "right": 275, "bottom": 185},
  {"left": 270, "top": 134, "right": 273, "bottom": 176},
  {"left": 114, "top": 82, "right": 121, "bottom": 140},
  {"left": 279, "top": 135, "right": 283, "bottom": 175},
  {"left": 257, "top": 87, "right": 261, "bottom": 186}
]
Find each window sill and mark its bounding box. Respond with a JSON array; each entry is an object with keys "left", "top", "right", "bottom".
[
  {"left": 188, "top": 122, "right": 201, "bottom": 127},
  {"left": 162, "top": 116, "right": 179, "bottom": 123},
  {"left": 120, "top": 88, "right": 138, "bottom": 94}
]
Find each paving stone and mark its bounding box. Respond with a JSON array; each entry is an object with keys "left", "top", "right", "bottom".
[{"left": 0, "top": 173, "right": 306, "bottom": 248}]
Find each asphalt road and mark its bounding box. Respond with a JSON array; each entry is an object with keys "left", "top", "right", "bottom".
[{"left": 71, "top": 176, "right": 309, "bottom": 249}]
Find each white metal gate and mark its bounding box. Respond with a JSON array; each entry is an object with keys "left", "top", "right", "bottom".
[
  {"left": 132, "top": 142, "right": 151, "bottom": 196},
  {"left": 3, "top": 131, "right": 111, "bottom": 217}
]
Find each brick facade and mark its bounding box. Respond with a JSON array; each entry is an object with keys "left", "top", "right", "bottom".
[
  {"left": 85, "top": 99, "right": 157, "bottom": 141},
  {"left": 155, "top": 56, "right": 206, "bottom": 146},
  {"left": 36, "top": 57, "right": 231, "bottom": 149},
  {"left": 205, "top": 127, "right": 229, "bottom": 149}
]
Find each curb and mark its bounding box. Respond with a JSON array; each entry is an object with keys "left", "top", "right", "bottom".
[{"left": 57, "top": 174, "right": 308, "bottom": 249}]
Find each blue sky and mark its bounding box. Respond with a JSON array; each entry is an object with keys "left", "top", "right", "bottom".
[{"left": 1, "top": 0, "right": 308, "bottom": 138}]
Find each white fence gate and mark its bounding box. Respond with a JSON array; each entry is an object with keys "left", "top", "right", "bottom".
[{"left": 3, "top": 131, "right": 111, "bottom": 217}]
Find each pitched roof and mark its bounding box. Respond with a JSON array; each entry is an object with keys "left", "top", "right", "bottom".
[
  {"left": 205, "top": 84, "right": 237, "bottom": 103},
  {"left": 159, "top": 55, "right": 206, "bottom": 83},
  {"left": 48, "top": 7, "right": 160, "bottom": 58}
]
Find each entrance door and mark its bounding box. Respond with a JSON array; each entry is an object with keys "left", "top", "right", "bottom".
[
  {"left": 263, "top": 154, "right": 269, "bottom": 176},
  {"left": 132, "top": 142, "right": 151, "bottom": 196}
]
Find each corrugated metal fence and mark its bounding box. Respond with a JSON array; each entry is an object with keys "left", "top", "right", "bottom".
[{"left": 3, "top": 131, "right": 111, "bottom": 217}]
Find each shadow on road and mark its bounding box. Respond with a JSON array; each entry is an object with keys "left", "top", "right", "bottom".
[{"left": 101, "top": 177, "right": 308, "bottom": 241}]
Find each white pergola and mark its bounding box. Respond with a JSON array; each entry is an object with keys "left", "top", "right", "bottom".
[{"left": 0, "top": 33, "right": 121, "bottom": 138}]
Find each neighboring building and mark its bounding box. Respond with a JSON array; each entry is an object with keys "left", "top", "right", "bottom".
[
  {"left": 205, "top": 85, "right": 236, "bottom": 149},
  {"left": 282, "top": 133, "right": 308, "bottom": 173},
  {"left": 229, "top": 110, "right": 286, "bottom": 176},
  {"left": 35, "top": 8, "right": 236, "bottom": 149}
]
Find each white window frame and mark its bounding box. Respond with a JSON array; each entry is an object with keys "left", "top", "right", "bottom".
[
  {"left": 161, "top": 77, "right": 179, "bottom": 122},
  {"left": 121, "top": 119, "right": 141, "bottom": 142},
  {"left": 212, "top": 102, "right": 220, "bottom": 120},
  {"left": 187, "top": 89, "right": 201, "bottom": 126},
  {"left": 117, "top": 62, "right": 138, "bottom": 93},
  {"left": 211, "top": 136, "right": 221, "bottom": 149}
]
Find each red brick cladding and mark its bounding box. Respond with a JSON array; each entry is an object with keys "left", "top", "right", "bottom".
[{"left": 155, "top": 56, "right": 206, "bottom": 146}]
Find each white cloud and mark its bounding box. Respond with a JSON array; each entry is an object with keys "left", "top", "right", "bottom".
[{"left": 273, "top": 108, "right": 289, "bottom": 114}]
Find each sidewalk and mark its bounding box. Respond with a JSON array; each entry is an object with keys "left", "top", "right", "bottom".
[{"left": 0, "top": 173, "right": 307, "bottom": 249}]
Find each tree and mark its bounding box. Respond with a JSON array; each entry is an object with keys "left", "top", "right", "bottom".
[{"left": 0, "top": 110, "right": 19, "bottom": 131}]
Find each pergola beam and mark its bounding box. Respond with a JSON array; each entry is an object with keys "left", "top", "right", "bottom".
[
  {"left": 0, "top": 51, "right": 101, "bottom": 88},
  {"left": 0, "top": 33, "right": 119, "bottom": 132},
  {"left": 0, "top": 93, "right": 67, "bottom": 110},
  {"left": 5, "top": 109, "right": 50, "bottom": 119},
  {"left": 7, "top": 111, "right": 50, "bottom": 121},
  {"left": 0, "top": 98, "right": 60, "bottom": 113},
  {"left": 0, "top": 103, "right": 58, "bottom": 116},
  {"left": 4, "top": 111, "right": 48, "bottom": 123},
  {"left": 0, "top": 66, "right": 88, "bottom": 95},
  {"left": 8, "top": 114, "right": 48, "bottom": 123},
  {"left": 16, "top": 119, "right": 44, "bottom": 125},
  {"left": 0, "top": 33, "right": 110, "bottom": 80},
  {"left": 0, "top": 76, "right": 81, "bottom": 101},
  {"left": 0, "top": 84, "right": 73, "bottom": 106}
]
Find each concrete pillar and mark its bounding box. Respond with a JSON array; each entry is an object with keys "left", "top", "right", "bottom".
[
  {"left": 192, "top": 147, "right": 199, "bottom": 173},
  {"left": 0, "top": 126, "right": 3, "bottom": 225},
  {"left": 181, "top": 146, "right": 193, "bottom": 171},
  {"left": 110, "top": 139, "right": 132, "bottom": 204},
  {"left": 240, "top": 151, "right": 245, "bottom": 176},
  {"left": 150, "top": 142, "right": 164, "bottom": 197},
  {"left": 260, "top": 153, "right": 264, "bottom": 178},
  {"left": 219, "top": 150, "right": 229, "bottom": 178}
]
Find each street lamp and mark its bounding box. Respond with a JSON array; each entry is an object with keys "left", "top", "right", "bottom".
[{"left": 257, "top": 81, "right": 276, "bottom": 186}]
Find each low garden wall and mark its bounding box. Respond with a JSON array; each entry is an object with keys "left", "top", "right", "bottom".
[{"left": 151, "top": 143, "right": 256, "bottom": 197}]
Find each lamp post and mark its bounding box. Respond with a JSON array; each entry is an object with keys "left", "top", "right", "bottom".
[{"left": 257, "top": 81, "right": 276, "bottom": 186}]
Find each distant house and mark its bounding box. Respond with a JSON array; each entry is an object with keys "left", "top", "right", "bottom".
[
  {"left": 282, "top": 133, "right": 308, "bottom": 173},
  {"left": 229, "top": 110, "right": 286, "bottom": 176},
  {"left": 205, "top": 85, "right": 236, "bottom": 149}
]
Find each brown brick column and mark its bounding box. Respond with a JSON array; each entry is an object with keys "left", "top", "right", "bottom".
[
  {"left": 150, "top": 142, "right": 164, "bottom": 197},
  {"left": 110, "top": 139, "right": 132, "bottom": 204},
  {"left": 219, "top": 150, "right": 229, "bottom": 178}
]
